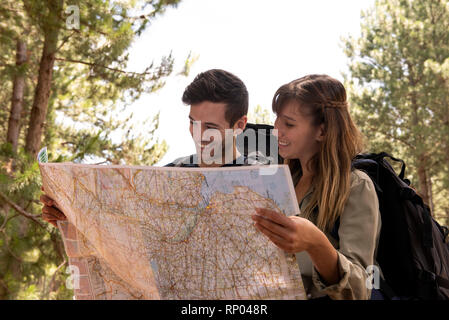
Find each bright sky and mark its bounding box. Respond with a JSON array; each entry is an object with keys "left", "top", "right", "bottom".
[{"left": 125, "top": 0, "right": 375, "bottom": 166}]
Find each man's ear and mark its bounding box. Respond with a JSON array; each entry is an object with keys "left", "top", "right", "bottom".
[
  {"left": 233, "top": 115, "right": 247, "bottom": 135},
  {"left": 316, "top": 123, "right": 325, "bottom": 142}
]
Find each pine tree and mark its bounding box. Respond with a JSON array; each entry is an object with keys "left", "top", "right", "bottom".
[
  {"left": 343, "top": 0, "right": 449, "bottom": 225},
  {"left": 0, "top": 0, "right": 187, "bottom": 299}
]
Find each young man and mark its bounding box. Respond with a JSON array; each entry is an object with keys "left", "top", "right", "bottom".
[
  {"left": 165, "top": 69, "right": 269, "bottom": 167},
  {"left": 41, "top": 69, "right": 271, "bottom": 226}
]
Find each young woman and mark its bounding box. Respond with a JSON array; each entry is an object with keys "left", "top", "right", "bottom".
[{"left": 252, "top": 74, "right": 381, "bottom": 300}]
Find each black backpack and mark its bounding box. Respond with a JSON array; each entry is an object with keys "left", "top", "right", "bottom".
[
  {"left": 236, "top": 123, "right": 283, "bottom": 164},
  {"left": 239, "top": 125, "right": 449, "bottom": 299},
  {"left": 333, "top": 152, "right": 449, "bottom": 300}
]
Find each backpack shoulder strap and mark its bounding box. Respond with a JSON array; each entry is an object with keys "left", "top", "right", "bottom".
[{"left": 355, "top": 152, "right": 406, "bottom": 180}]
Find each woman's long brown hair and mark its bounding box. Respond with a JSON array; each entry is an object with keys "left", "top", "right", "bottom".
[{"left": 272, "top": 74, "right": 364, "bottom": 231}]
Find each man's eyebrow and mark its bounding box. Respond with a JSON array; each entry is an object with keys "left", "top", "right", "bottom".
[
  {"left": 189, "top": 116, "right": 220, "bottom": 128},
  {"left": 204, "top": 122, "right": 220, "bottom": 128}
]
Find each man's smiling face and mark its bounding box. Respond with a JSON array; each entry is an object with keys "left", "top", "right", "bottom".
[
  {"left": 189, "top": 101, "right": 232, "bottom": 161},
  {"left": 188, "top": 101, "right": 248, "bottom": 165}
]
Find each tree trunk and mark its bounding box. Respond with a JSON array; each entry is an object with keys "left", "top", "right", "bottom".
[
  {"left": 24, "top": 0, "right": 62, "bottom": 158},
  {"left": 6, "top": 40, "right": 27, "bottom": 154},
  {"left": 407, "top": 75, "right": 432, "bottom": 209},
  {"left": 417, "top": 155, "right": 431, "bottom": 208},
  {"left": 445, "top": 108, "right": 449, "bottom": 177},
  {"left": 446, "top": 208, "right": 449, "bottom": 228},
  {"left": 427, "top": 173, "right": 435, "bottom": 216},
  {"left": 24, "top": 36, "right": 57, "bottom": 158}
]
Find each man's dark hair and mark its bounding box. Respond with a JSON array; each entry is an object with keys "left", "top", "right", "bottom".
[{"left": 182, "top": 69, "right": 248, "bottom": 126}]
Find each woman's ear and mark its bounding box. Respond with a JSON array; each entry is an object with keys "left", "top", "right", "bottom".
[{"left": 316, "top": 124, "right": 325, "bottom": 142}]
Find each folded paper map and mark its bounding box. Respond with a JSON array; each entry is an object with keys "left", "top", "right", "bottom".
[{"left": 39, "top": 161, "right": 306, "bottom": 300}]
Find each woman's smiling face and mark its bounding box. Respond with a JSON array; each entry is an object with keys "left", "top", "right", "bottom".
[{"left": 274, "top": 100, "right": 323, "bottom": 163}]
